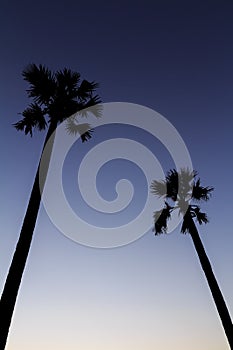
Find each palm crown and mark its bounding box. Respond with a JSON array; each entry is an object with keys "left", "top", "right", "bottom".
[
  {"left": 13, "top": 64, "right": 101, "bottom": 141},
  {"left": 151, "top": 169, "right": 214, "bottom": 234}
]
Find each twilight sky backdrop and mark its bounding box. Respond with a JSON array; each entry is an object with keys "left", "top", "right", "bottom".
[{"left": 1, "top": 1, "right": 233, "bottom": 349}]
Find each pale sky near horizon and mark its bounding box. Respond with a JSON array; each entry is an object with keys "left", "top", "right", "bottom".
[{"left": 1, "top": 1, "right": 233, "bottom": 349}]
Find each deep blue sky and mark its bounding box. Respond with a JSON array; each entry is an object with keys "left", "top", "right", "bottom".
[{"left": 1, "top": 1, "right": 233, "bottom": 349}]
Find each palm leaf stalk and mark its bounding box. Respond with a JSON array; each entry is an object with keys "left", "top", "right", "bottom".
[
  {"left": 151, "top": 169, "right": 233, "bottom": 348},
  {"left": 0, "top": 64, "right": 101, "bottom": 349}
]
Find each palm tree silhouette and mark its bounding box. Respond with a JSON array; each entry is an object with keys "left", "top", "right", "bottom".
[
  {"left": 151, "top": 169, "right": 233, "bottom": 349},
  {"left": 0, "top": 64, "right": 101, "bottom": 349}
]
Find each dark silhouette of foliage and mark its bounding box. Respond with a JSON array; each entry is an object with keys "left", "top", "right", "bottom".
[
  {"left": 0, "top": 64, "right": 101, "bottom": 349},
  {"left": 151, "top": 169, "right": 233, "bottom": 348},
  {"left": 13, "top": 63, "right": 101, "bottom": 141}
]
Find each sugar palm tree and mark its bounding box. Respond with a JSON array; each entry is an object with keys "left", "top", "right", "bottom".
[
  {"left": 0, "top": 64, "right": 101, "bottom": 349},
  {"left": 151, "top": 169, "right": 233, "bottom": 349}
]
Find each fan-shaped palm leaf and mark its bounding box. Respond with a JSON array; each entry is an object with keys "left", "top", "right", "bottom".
[
  {"left": 192, "top": 206, "right": 209, "bottom": 225},
  {"left": 178, "top": 168, "right": 195, "bottom": 198},
  {"left": 22, "top": 64, "right": 56, "bottom": 105},
  {"left": 150, "top": 179, "right": 167, "bottom": 197},
  {"left": 77, "top": 97, "right": 102, "bottom": 119},
  {"left": 13, "top": 103, "right": 46, "bottom": 136},
  {"left": 192, "top": 178, "right": 214, "bottom": 201},
  {"left": 55, "top": 68, "right": 80, "bottom": 91},
  {"left": 77, "top": 79, "right": 99, "bottom": 100},
  {"left": 153, "top": 202, "right": 172, "bottom": 235},
  {"left": 165, "top": 169, "right": 178, "bottom": 198},
  {"left": 65, "top": 118, "right": 93, "bottom": 142}
]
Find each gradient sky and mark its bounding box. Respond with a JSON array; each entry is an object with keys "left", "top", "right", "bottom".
[{"left": 1, "top": 1, "right": 233, "bottom": 349}]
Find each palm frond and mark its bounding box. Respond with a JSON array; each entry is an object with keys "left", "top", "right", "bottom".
[
  {"left": 150, "top": 180, "right": 167, "bottom": 197},
  {"left": 55, "top": 68, "right": 80, "bottom": 88},
  {"left": 74, "top": 97, "right": 102, "bottom": 119},
  {"left": 55, "top": 69, "right": 81, "bottom": 100},
  {"left": 22, "top": 63, "right": 56, "bottom": 105},
  {"left": 164, "top": 169, "right": 179, "bottom": 201},
  {"left": 13, "top": 118, "right": 34, "bottom": 136},
  {"left": 152, "top": 169, "right": 198, "bottom": 203},
  {"left": 178, "top": 168, "right": 196, "bottom": 198},
  {"left": 65, "top": 118, "right": 94, "bottom": 142},
  {"left": 151, "top": 169, "right": 213, "bottom": 236},
  {"left": 153, "top": 202, "right": 172, "bottom": 235},
  {"left": 87, "top": 101, "right": 103, "bottom": 119},
  {"left": 13, "top": 103, "right": 47, "bottom": 136},
  {"left": 191, "top": 206, "right": 209, "bottom": 225},
  {"left": 192, "top": 178, "right": 214, "bottom": 202},
  {"left": 24, "top": 103, "right": 47, "bottom": 131},
  {"left": 77, "top": 80, "right": 99, "bottom": 100},
  {"left": 13, "top": 119, "right": 29, "bottom": 133}
]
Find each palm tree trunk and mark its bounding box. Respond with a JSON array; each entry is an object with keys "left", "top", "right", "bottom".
[
  {"left": 0, "top": 121, "right": 57, "bottom": 349},
  {"left": 188, "top": 215, "right": 233, "bottom": 349}
]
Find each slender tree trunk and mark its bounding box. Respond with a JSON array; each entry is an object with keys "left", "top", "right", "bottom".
[
  {"left": 188, "top": 215, "right": 233, "bottom": 349},
  {"left": 0, "top": 121, "right": 57, "bottom": 349}
]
